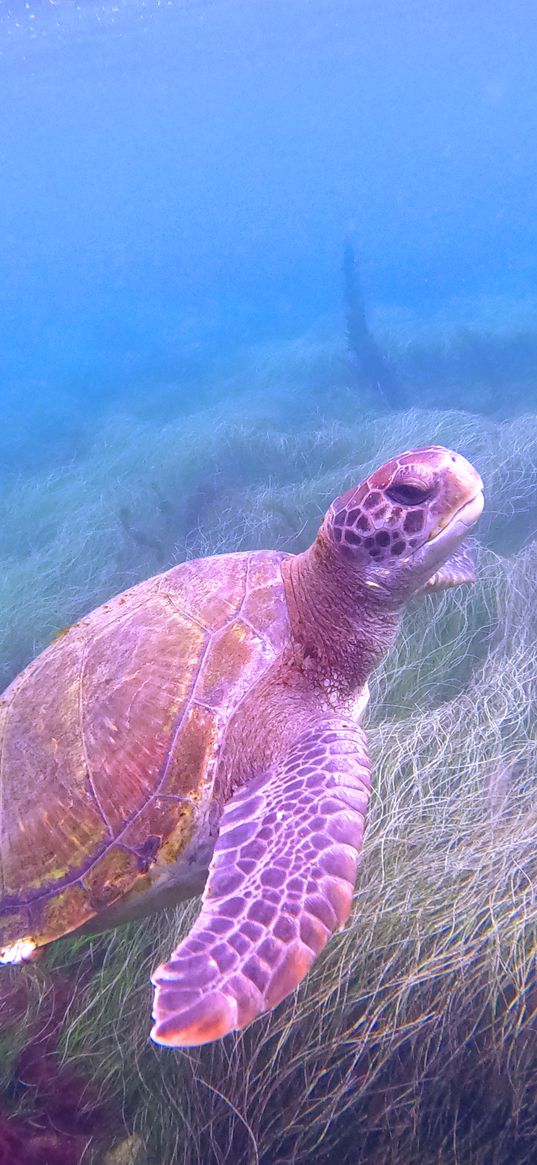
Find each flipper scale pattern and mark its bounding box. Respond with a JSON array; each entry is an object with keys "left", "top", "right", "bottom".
[{"left": 151, "top": 717, "right": 371, "bottom": 1046}]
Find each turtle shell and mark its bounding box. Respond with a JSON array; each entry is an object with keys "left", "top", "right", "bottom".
[{"left": 0, "top": 551, "right": 290, "bottom": 955}]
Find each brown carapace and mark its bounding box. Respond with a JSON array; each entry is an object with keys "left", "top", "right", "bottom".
[{"left": 0, "top": 446, "right": 483, "bottom": 1046}]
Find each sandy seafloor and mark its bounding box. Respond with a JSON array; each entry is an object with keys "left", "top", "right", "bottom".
[{"left": 2, "top": 2, "right": 537, "bottom": 1163}]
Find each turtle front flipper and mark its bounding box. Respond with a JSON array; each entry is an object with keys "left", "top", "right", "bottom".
[{"left": 151, "top": 717, "right": 371, "bottom": 1047}]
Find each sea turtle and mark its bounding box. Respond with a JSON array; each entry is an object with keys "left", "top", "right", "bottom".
[{"left": 0, "top": 446, "right": 483, "bottom": 1047}]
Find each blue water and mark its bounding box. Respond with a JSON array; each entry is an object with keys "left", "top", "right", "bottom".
[
  {"left": 2, "top": 1, "right": 537, "bottom": 434},
  {"left": 2, "top": 3, "right": 537, "bottom": 1162}
]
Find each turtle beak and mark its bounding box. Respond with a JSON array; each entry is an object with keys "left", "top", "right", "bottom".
[
  {"left": 426, "top": 452, "right": 484, "bottom": 545},
  {"left": 427, "top": 485, "right": 484, "bottom": 544},
  {"left": 407, "top": 460, "right": 484, "bottom": 596},
  {"left": 452, "top": 459, "right": 484, "bottom": 524},
  {"left": 459, "top": 486, "right": 485, "bottom": 528}
]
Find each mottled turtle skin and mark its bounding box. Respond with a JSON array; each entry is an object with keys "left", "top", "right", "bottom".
[{"left": 0, "top": 447, "right": 484, "bottom": 1046}]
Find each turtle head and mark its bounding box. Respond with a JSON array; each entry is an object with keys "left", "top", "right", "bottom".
[{"left": 326, "top": 446, "right": 484, "bottom": 602}]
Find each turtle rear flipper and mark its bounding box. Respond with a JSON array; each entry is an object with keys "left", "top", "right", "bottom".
[{"left": 150, "top": 717, "right": 371, "bottom": 1047}]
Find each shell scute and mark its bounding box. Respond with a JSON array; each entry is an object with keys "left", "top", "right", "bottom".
[
  {"left": 160, "top": 555, "right": 250, "bottom": 630},
  {"left": 157, "top": 702, "right": 219, "bottom": 803},
  {"left": 194, "top": 619, "right": 263, "bottom": 709},
  {"left": 0, "top": 550, "right": 290, "bottom": 950},
  {"left": 0, "top": 629, "right": 110, "bottom": 903},
  {"left": 80, "top": 594, "right": 208, "bottom": 834},
  {"left": 241, "top": 578, "right": 291, "bottom": 648},
  {"left": 42, "top": 883, "right": 93, "bottom": 943},
  {"left": 0, "top": 907, "right": 29, "bottom": 950},
  {"left": 82, "top": 846, "right": 143, "bottom": 911}
]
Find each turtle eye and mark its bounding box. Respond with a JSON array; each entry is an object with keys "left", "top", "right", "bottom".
[{"left": 386, "top": 482, "right": 433, "bottom": 506}]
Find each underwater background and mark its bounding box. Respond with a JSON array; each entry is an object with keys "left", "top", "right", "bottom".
[{"left": 1, "top": 0, "right": 537, "bottom": 1162}]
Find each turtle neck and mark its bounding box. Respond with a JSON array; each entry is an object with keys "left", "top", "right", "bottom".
[{"left": 281, "top": 527, "right": 401, "bottom": 694}]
